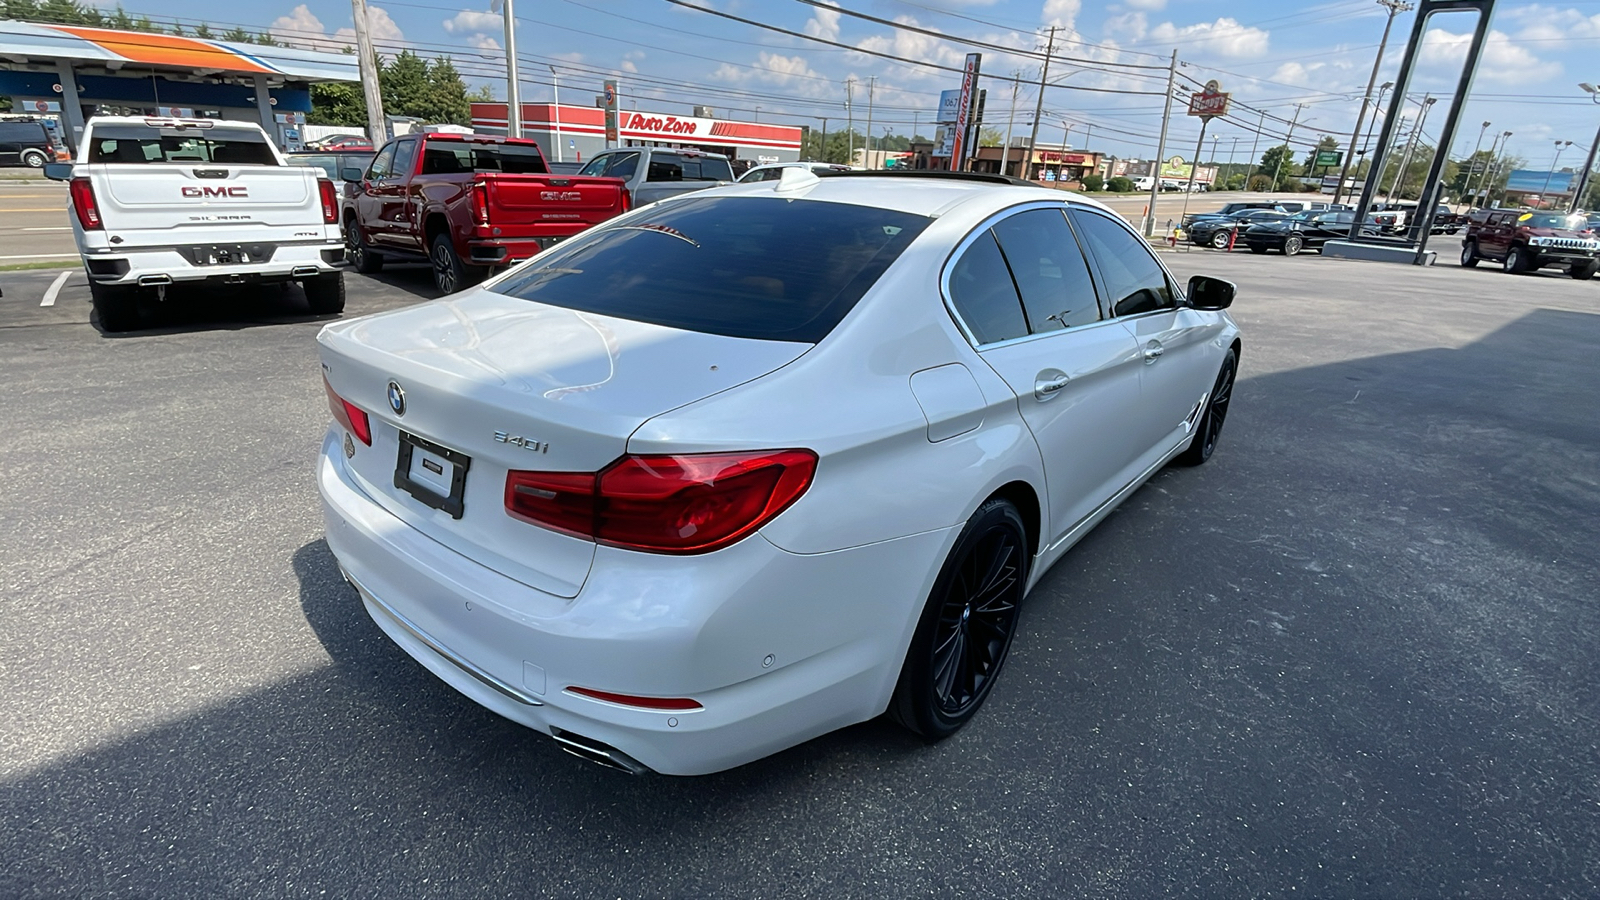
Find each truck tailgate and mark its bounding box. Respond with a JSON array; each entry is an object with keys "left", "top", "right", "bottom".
[
  {"left": 94, "top": 164, "right": 326, "bottom": 244},
  {"left": 482, "top": 174, "right": 625, "bottom": 229}
]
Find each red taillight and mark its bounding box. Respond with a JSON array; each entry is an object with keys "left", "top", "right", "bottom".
[
  {"left": 505, "top": 449, "right": 817, "bottom": 554},
  {"left": 566, "top": 687, "right": 702, "bottom": 711},
  {"left": 323, "top": 376, "right": 371, "bottom": 445},
  {"left": 473, "top": 182, "right": 490, "bottom": 226},
  {"left": 69, "top": 177, "right": 101, "bottom": 230},
  {"left": 318, "top": 178, "right": 338, "bottom": 224},
  {"left": 619, "top": 189, "right": 632, "bottom": 214}
]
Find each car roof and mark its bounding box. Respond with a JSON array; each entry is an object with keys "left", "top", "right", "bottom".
[{"left": 707, "top": 171, "right": 1118, "bottom": 219}]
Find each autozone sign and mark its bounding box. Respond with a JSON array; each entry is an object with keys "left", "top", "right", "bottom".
[
  {"left": 622, "top": 113, "right": 702, "bottom": 137},
  {"left": 182, "top": 186, "right": 248, "bottom": 198},
  {"left": 1188, "top": 80, "right": 1230, "bottom": 119}
]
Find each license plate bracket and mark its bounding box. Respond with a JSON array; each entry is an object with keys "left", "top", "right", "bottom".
[{"left": 395, "top": 431, "right": 472, "bottom": 519}]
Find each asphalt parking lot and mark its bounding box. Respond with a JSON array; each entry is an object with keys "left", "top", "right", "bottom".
[{"left": 3, "top": 252, "right": 1598, "bottom": 897}]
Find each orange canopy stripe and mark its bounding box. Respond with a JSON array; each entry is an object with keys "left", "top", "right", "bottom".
[{"left": 49, "top": 25, "right": 276, "bottom": 74}]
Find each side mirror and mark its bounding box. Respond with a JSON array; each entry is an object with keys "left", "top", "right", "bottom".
[
  {"left": 43, "top": 162, "right": 72, "bottom": 182},
  {"left": 1187, "top": 275, "right": 1236, "bottom": 311},
  {"left": 340, "top": 166, "right": 364, "bottom": 183}
]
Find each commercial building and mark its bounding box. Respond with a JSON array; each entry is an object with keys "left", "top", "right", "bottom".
[
  {"left": 469, "top": 102, "right": 801, "bottom": 165},
  {"left": 0, "top": 19, "right": 360, "bottom": 153}
]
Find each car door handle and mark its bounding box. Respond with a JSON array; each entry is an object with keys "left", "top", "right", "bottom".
[
  {"left": 1143, "top": 342, "right": 1164, "bottom": 364},
  {"left": 1034, "top": 371, "right": 1069, "bottom": 401}
]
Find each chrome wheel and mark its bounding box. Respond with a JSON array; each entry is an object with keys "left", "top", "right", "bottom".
[
  {"left": 1283, "top": 235, "right": 1303, "bottom": 256},
  {"left": 1210, "top": 229, "right": 1231, "bottom": 249},
  {"left": 930, "top": 522, "right": 1023, "bottom": 717}
]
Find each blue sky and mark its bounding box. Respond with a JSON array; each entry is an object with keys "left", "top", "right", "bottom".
[{"left": 150, "top": 0, "right": 1600, "bottom": 168}]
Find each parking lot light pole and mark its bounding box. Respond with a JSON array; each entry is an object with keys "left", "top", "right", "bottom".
[
  {"left": 1571, "top": 83, "right": 1600, "bottom": 213},
  {"left": 1336, "top": 0, "right": 1414, "bottom": 205},
  {"left": 1542, "top": 140, "right": 1574, "bottom": 208},
  {"left": 549, "top": 66, "right": 562, "bottom": 162},
  {"left": 1481, "top": 131, "right": 1512, "bottom": 207},
  {"left": 1465, "top": 126, "right": 1502, "bottom": 208}
]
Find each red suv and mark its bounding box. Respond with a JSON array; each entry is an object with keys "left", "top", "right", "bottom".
[{"left": 1461, "top": 209, "right": 1600, "bottom": 279}]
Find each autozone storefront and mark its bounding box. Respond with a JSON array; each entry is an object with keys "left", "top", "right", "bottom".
[{"left": 470, "top": 103, "right": 801, "bottom": 165}]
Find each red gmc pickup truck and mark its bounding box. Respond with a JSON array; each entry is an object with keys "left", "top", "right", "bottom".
[{"left": 340, "top": 132, "right": 629, "bottom": 293}]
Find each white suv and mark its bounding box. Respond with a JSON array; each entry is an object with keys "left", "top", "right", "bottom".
[{"left": 47, "top": 116, "right": 346, "bottom": 331}]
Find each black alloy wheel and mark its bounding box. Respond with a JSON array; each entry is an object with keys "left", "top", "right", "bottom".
[
  {"left": 346, "top": 218, "right": 383, "bottom": 274},
  {"left": 430, "top": 233, "right": 483, "bottom": 295},
  {"left": 1460, "top": 241, "right": 1479, "bottom": 268},
  {"left": 1175, "top": 347, "right": 1237, "bottom": 467},
  {"left": 1210, "top": 229, "right": 1231, "bottom": 249},
  {"left": 1572, "top": 259, "right": 1599, "bottom": 281},
  {"left": 1283, "top": 234, "right": 1304, "bottom": 256},
  {"left": 890, "top": 499, "right": 1028, "bottom": 740}
]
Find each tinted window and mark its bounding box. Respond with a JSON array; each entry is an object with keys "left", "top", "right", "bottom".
[
  {"left": 1071, "top": 210, "right": 1175, "bottom": 317},
  {"left": 420, "top": 140, "right": 547, "bottom": 175},
  {"left": 493, "top": 196, "right": 929, "bottom": 343},
  {"left": 286, "top": 154, "right": 338, "bottom": 179},
  {"left": 948, "top": 231, "right": 1028, "bottom": 344},
  {"left": 391, "top": 140, "right": 418, "bottom": 178},
  {"left": 604, "top": 152, "right": 639, "bottom": 180},
  {"left": 646, "top": 154, "right": 731, "bottom": 182},
  {"left": 0, "top": 122, "right": 45, "bottom": 142},
  {"left": 990, "top": 208, "right": 1100, "bottom": 331},
  {"left": 577, "top": 153, "right": 612, "bottom": 177},
  {"left": 86, "top": 126, "right": 276, "bottom": 165},
  {"left": 367, "top": 143, "right": 396, "bottom": 179}
]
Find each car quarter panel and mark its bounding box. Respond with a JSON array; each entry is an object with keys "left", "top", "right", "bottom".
[{"left": 623, "top": 204, "right": 1050, "bottom": 557}]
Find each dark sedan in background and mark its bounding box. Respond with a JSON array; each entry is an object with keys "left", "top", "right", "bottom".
[
  {"left": 1189, "top": 209, "right": 1288, "bottom": 249},
  {"left": 1243, "top": 210, "right": 1382, "bottom": 255}
]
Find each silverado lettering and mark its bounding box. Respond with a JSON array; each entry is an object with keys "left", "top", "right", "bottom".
[{"left": 182, "top": 186, "right": 249, "bottom": 198}]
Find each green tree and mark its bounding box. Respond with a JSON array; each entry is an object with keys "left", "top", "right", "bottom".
[
  {"left": 222, "top": 26, "right": 252, "bottom": 42},
  {"left": 379, "top": 50, "right": 431, "bottom": 119},
  {"left": 1302, "top": 135, "right": 1338, "bottom": 172},
  {"left": 422, "top": 57, "right": 471, "bottom": 125},
  {"left": 309, "top": 81, "right": 366, "bottom": 127},
  {"left": 468, "top": 84, "right": 495, "bottom": 103},
  {"left": 978, "top": 126, "right": 1002, "bottom": 147},
  {"left": 1106, "top": 176, "right": 1134, "bottom": 192},
  {"left": 109, "top": 6, "right": 134, "bottom": 30},
  {"left": 1257, "top": 144, "right": 1296, "bottom": 189},
  {"left": 1080, "top": 173, "right": 1104, "bottom": 191},
  {"left": 192, "top": 22, "right": 213, "bottom": 39}
]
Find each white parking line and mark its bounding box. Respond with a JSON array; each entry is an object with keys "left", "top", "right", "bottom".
[{"left": 40, "top": 270, "right": 72, "bottom": 307}]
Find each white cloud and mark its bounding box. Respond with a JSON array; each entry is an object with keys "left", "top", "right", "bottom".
[
  {"left": 1419, "top": 27, "right": 1560, "bottom": 84},
  {"left": 856, "top": 16, "right": 969, "bottom": 79},
  {"left": 804, "top": 1, "right": 841, "bottom": 42},
  {"left": 443, "top": 10, "right": 502, "bottom": 34},
  {"left": 1042, "top": 0, "right": 1080, "bottom": 29},
  {"left": 1103, "top": 11, "right": 1147, "bottom": 41},
  {"left": 1270, "top": 61, "right": 1324, "bottom": 87},
  {"left": 1148, "top": 17, "right": 1268, "bottom": 58},
  {"left": 271, "top": 3, "right": 405, "bottom": 51},
  {"left": 1123, "top": 0, "right": 1166, "bottom": 8},
  {"left": 468, "top": 34, "right": 500, "bottom": 51}
]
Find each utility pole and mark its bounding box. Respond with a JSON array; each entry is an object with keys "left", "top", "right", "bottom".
[
  {"left": 1144, "top": 49, "right": 1177, "bottom": 237},
  {"left": 1481, "top": 132, "right": 1512, "bottom": 206},
  {"left": 1458, "top": 120, "right": 1490, "bottom": 209},
  {"left": 845, "top": 78, "right": 855, "bottom": 167},
  {"left": 1270, "top": 103, "right": 1307, "bottom": 193},
  {"left": 1001, "top": 69, "right": 1020, "bottom": 178},
  {"left": 350, "top": 0, "right": 387, "bottom": 144},
  {"left": 1571, "top": 84, "right": 1600, "bottom": 213},
  {"left": 1466, "top": 129, "right": 1505, "bottom": 208},
  {"left": 819, "top": 116, "right": 828, "bottom": 162},
  {"left": 865, "top": 76, "right": 875, "bottom": 167},
  {"left": 1389, "top": 95, "right": 1434, "bottom": 200},
  {"left": 1026, "top": 26, "right": 1058, "bottom": 172},
  {"left": 1246, "top": 109, "right": 1265, "bottom": 187},
  {"left": 1335, "top": 0, "right": 1413, "bottom": 204},
  {"left": 495, "top": 0, "right": 521, "bottom": 137}
]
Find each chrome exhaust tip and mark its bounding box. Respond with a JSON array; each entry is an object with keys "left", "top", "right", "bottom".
[
  {"left": 137, "top": 274, "right": 172, "bottom": 286},
  {"left": 550, "top": 727, "right": 652, "bottom": 775},
  {"left": 291, "top": 266, "right": 321, "bottom": 277}
]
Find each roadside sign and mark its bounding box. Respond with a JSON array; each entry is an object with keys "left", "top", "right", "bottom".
[
  {"left": 936, "top": 90, "right": 960, "bottom": 124},
  {"left": 1187, "top": 80, "right": 1230, "bottom": 120},
  {"left": 949, "top": 53, "right": 982, "bottom": 169},
  {"left": 603, "top": 79, "right": 619, "bottom": 146},
  {"left": 1315, "top": 150, "right": 1342, "bottom": 168}
]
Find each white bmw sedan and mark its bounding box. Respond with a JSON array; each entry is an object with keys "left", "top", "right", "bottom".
[{"left": 317, "top": 170, "right": 1241, "bottom": 776}]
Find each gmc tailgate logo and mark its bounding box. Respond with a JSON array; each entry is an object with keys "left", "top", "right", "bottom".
[
  {"left": 182, "top": 186, "right": 249, "bottom": 198},
  {"left": 540, "top": 191, "right": 583, "bottom": 201}
]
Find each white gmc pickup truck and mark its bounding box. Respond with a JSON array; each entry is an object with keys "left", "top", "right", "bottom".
[{"left": 46, "top": 116, "right": 346, "bottom": 332}]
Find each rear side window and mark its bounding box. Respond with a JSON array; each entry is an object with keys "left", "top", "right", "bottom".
[
  {"left": 990, "top": 209, "right": 1101, "bottom": 331},
  {"left": 86, "top": 126, "right": 276, "bottom": 165},
  {"left": 420, "top": 140, "right": 548, "bottom": 175},
  {"left": 948, "top": 231, "right": 1028, "bottom": 344},
  {"left": 493, "top": 196, "right": 929, "bottom": 343},
  {"left": 0, "top": 122, "right": 45, "bottom": 142},
  {"left": 647, "top": 154, "right": 731, "bottom": 182},
  {"left": 1070, "top": 209, "right": 1176, "bottom": 317}
]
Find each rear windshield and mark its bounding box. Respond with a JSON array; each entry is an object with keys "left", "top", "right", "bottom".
[
  {"left": 88, "top": 126, "right": 277, "bottom": 165},
  {"left": 492, "top": 195, "right": 929, "bottom": 343},
  {"left": 421, "top": 141, "right": 547, "bottom": 175},
  {"left": 646, "top": 154, "right": 734, "bottom": 182}
]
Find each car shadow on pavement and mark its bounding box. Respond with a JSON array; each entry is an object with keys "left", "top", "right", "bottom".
[
  {"left": 4, "top": 308, "right": 1600, "bottom": 896},
  {"left": 91, "top": 282, "right": 341, "bottom": 337},
  {"left": 360, "top": 264, "right": 446, "bottom": 301}
]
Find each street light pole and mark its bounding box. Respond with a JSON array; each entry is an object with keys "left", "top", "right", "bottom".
[
  {"left": 1389, "top": 95, "right": 1434, "bottom": 200},
  {"left": 1464, "top": 126, "right": 1502, "bottom": 209},
  {"left": 1002, "top": 70, "right": 1020, "bottom": 177},
  {"left": 496, "top": 0, "right": 520, "bottom": 138},
  {"left": 1335, "top": 0, "right": 1413, "bottom": 204},
  {"left": 1458, "top": 120, "right": 1489, "bottom": 209},
  {"left": 1269, "top": 103, "right": 1307, "bottom": 192},
  {"left": 1481, "top": 132, "right": 1512, "bottom": 207},
  {"left": 549, "top": 65, "right": 562, "bottom": 162},
  {"left": 1542, "top": 139, "right": 1574, "bottom": 207},
  {"left": 1572, "top": 83, "right": 1600, "bottom": 213}
]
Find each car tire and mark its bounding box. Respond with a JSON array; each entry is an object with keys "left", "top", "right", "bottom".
[
  {"left": 303, "top": 272, "right": 346, "bottom": 314},
  {"left": 89, "top": 281, "right": 141, "bottom": 333},
  {"left": 888, "top": 497, "right": 1029, "bottom": 741},
  {"left": 1282, "top": 235, "right": 1304, "bottom": 256},
  {"left": 1248, "top": 244, "right": 1269, "bottom": 254},
  {"left": 1571, "top": 260, "right": 1599, "bottom": 281},
  {"left": 1460, "top": 241, "right": 1479, "bottom": 268},
  {"left": 1174, "top": 347, "right": 1237, "bottom": 467},
  {"left": 21, "top": 149, "right": 46, "bottom": 168},
  {"left": 346, "top": 218, "right": 384, "bottom": 274},
  {"left": 1503, "top": 245, "right": 1531, "bottom": 274},
  {"left": 430, "top": 233, "right": 484, "bottom": 295},
  {"left": 1210, "top": 230, "right": 1231, "bottom": 249}
]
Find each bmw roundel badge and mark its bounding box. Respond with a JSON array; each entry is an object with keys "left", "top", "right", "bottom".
[{"left": 387, "top": 380, "right": 406, "bottom": 416}]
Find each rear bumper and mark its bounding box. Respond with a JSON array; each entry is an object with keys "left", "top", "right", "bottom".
[
  {"left": 82, "top": 240, "right": 346, "bottom": 285},
  {"left": 465, "top": 235, "right": 569, "bottom": 264},
  {"left": 316, "top": 428, "right": 954, "bottom": 776}
]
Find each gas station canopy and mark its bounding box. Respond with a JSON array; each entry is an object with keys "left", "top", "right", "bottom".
[{"left": 0, "top": 19, "right": 360, "bottom": 151}]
